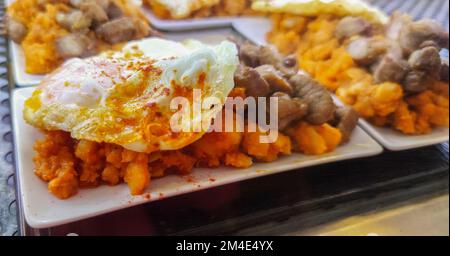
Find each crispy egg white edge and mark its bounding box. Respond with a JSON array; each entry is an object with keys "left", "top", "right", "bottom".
[
  {"left": 151, "top": 0, "right": 221, "bottom": 19},
  {"left": 252, "top": 0, "right": 389, "bottom": 24},
  {"left": 24, "top": 38, "right": 239, "bottom": 153}
]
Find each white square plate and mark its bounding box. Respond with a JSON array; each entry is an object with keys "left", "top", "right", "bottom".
[
  {"left": 358, "top": 119, "right": 449, "bottom": 151},
  {"left": 12, "top": 87, "right": 383, "bottom": 228}
]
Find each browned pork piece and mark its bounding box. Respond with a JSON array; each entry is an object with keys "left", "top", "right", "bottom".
[
  {"left": 107, "top": 1, "right": 125, "bottom": 19},
  {"left": 258, "top": 45, "right": 298, "bottom": 78},
  {"left": 79, "top": 1, "right": 109, "bottom": 24},
  {"left": 335, "top": 16, "right": 372, "bottom": 41},
  {"left": 408, "top": 46, "right": 442, "bottom": 76},
  {"left": 289, "top": 74, "right": 336, "bottom": 125},
  {"left": 5, "top": 15, "right": 27, "bottom": 43},
  {"left": 403, "top": 70, "right": 429, "bottom": 93},
  {"left": 331, "top": 106, "right": 360, "bottom": 143},
  {"left": 234, "top": 65, "right": 271, "bottom": 97},
  {"left": 385, "top": 12, "right": 413, "bottom": 41},
  {"left": 239, "top": 43, "right": 261, "bottom": 67},
  {"left": 372, "top": 54, "right": 409, "bottom": 84},
  {"left": 399, "top": 19, "right": 449, "bottom": 54},
  {"left": 347, "top": 37, "right": 389, "bottom": 65},
  {"left": 254, "top": 65, "right": 294, "bottom": 95},
  {"left": 95, "top": 17, "right": 137, "bottom": 44},
  {"left": 272, "top": 92, "right": 309, "bottom": 130},
  {"left": 55, "top": 33, "right": 96, "bottom": 58},
  {"left": 238, "top": 43, "right": 298, "bottom": 77}
]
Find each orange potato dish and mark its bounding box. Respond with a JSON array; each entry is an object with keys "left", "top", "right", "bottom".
[
  {"left": 7, "top": 0, "right": 153, "bottom": 74},
  {"left": 267, "top": 14, "right": 449, "bottom": 135},
  {"left": 33, "top": 88, "right": 343, "bottom": 199}
]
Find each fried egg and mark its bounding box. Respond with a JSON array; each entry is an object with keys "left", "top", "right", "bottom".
[
  {"left": 252, "top": 0, "right": 388, "bottom": 24},
  {"left": 24, "top": 38, "right": 238, "bottom": 153},
  {"left": 149, "top": 0, "right": 221, "bottom": 19}
]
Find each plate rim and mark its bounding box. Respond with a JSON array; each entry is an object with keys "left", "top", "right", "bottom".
[{"left": 358, "top": 119, "right": 450, "bottom": 151}]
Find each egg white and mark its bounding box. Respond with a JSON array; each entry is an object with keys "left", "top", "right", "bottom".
[
  {"left": 150, "top": 0, "right": 221, "bottom": 19},
  {"left": 24, "top": 38, "right": 239, "bottom": 153},
  {"left": 252, "top": 0, "right": 388, "bottom": 24}
]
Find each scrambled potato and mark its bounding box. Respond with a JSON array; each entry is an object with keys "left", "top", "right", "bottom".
[
  {"left": 287, "top": 122, "right": 342, "bottom": 155},
  {"left": 34, "top": 113, "right": 343, "bottom": 199},
  {"left": 16, "top": 3, "right": 68, "bottom": 74},
  {"left": 242, "top": 124, "right": 292, "bottom": 162},
  {"left": 34, "top": 131, "right": 78, "bottom": 199}
]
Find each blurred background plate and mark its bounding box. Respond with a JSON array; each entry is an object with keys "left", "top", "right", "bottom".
[{"left": 142, "top": 6, "right": 235, "bottom": 31}]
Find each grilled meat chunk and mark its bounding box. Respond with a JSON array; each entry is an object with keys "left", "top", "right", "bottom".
[
  {"left": 385, "top": 12, "right": 413, "bottom": 41},
  {"left": 347, "top": 37, "right": 389, "bottom": 65},
  {"left": 95, "top": 17, "right": 136, "bottom": 44},
  {"left": 403, "top": 70, "right": 429, "bottom": 93},
  {"left": 56, "top": 10, "right": 92, "bottom": 31},
  {"left": 272, "top": 92, "right": 309, "bottom": 130},
  {"left": 289, "top": 74, "right": 336, "bottom": 125},
  {"left": 239, "top": 42, "right": 260, "bottom": 67},
  {"left": 259, "top": 45, "right": 297, "bottom": 78},
  {"left": 79, "top": 1, "right": 109, "bottom": 24},
  {"left": 331, "top": 106, "right": 359, "bottom": 143},
  {"left": 399, "top": 19, "right": 449, "bottom": 54},
  {"left": 255, "top": 65, "right": 294, "bottom": 95},
  {"left": 238, "top": 43, "right": 298, "bottom": 78},
  {"left": 283, "top": 55, "right": 298, "bottom": 68},
  {"left": 106, "top": 2, "right": 124, "bottom": 19},
  {"left": 55, "top": 33, "right": 93, "bottom": 58},
  {"left": 408, "top": 46, "right": 442, "bottom": 76},
  {"left": 372, "top": 55, "right": 409, "bottom": 83},
  {"left": 234, "top": 65, "right": 271, "bottom": 98},
  {"left": 335, "top": 16, "right": 371, "bottom": 41}
]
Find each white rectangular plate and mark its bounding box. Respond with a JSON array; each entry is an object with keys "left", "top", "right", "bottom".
[
  {"left": 9, "top": 40, "right": 45, "bottom": 87},
  {"left": 12, "top": 87, "right": 383, "bottom": 228},
  {"left": 359, "top": 119, "right": 449, "bottom": 151},
  {"left": 142, "top": 6, "right": 272, "bottom": 36},
  {"left": 234, "top": 17, "right": 271, "bottom": 46}
]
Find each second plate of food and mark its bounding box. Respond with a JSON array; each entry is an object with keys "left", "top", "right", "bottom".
[
  {"left": 5, "top": 0, "right": 156, "bottom": 86},
  {"left": 236, "top": 0, "right": 450, "bottom": 151}
]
